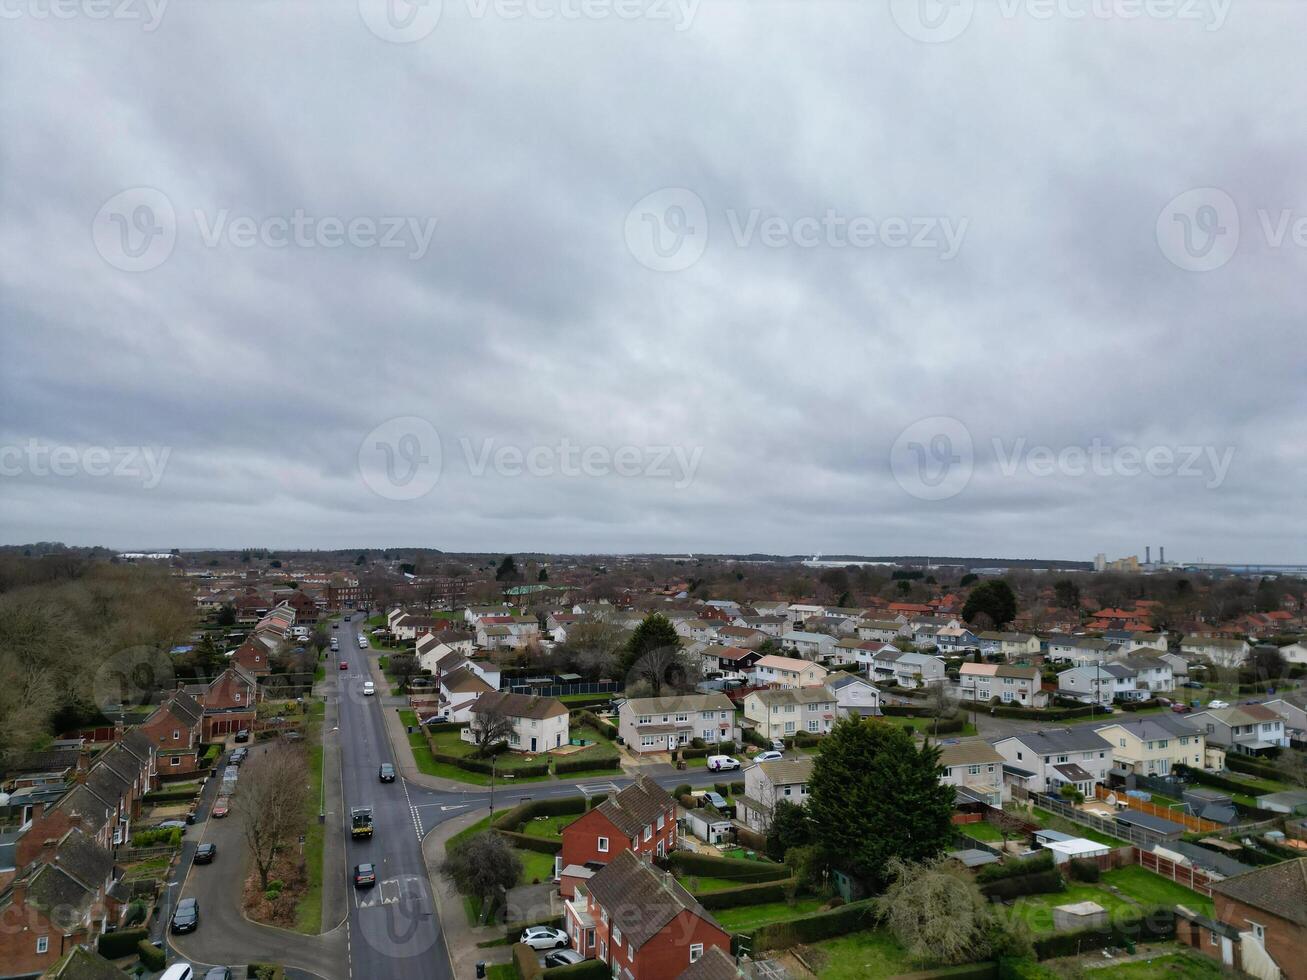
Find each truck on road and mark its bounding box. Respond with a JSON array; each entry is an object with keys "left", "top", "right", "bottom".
[{"left": 350, "top": 806, "right": 373, "bottom": 839}]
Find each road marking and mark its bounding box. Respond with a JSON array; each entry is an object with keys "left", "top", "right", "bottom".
[{"left": 400, "top": 776, "right": 423, "bottom": 839}]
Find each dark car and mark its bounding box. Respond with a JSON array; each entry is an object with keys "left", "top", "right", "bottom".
[
  {"left": 378, "top": 763, "right": 396, "bottom": 782},
  {"left": 170, "top": 897, "right": 200, "bottom": 933},
  {"left": 204, "top": 968, "right": 232, "bottom": 980},
  {"left": 354, "top": 863, "right": 377, "bottom": 888},
  {"left": 544, "top": 949, "right": 585, "bottom": 968},
  {"left": 230, "top": 747, "right": 248, "bottom": 764},
  {"left": 282, "top": 731, "right": 302, "bottom": 742},
  {"left": 233, "top": 729, "right": 250, "bottom": 743},
  {"left": 194, "top": 842, "right": 217, "bottom": 864},
  {"left": 333, "top": 622, "right": 339, "bottom": 629}
]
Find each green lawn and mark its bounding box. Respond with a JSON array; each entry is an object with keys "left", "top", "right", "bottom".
[
  {"left": 486, "top": 964, "right": 519, "bottom": 980},
  {"left": 678, "top": 875, "right": 747, "bottom": 894},
  {"left": 895, "top": 716, "right": 979, "bottom": 737},
  {"left": 398, "top": 714, "right": 548, "bottom": 786},
  {"left": 713, "top": 898, "right": 824, "bottom": 932},
  {"left": 804, "top": 929, "right": 915, "bottom": 979},
  {"left": 959, "top": 821, "right": 1004, "bottom": 842},
  {"left": 1012, "top": 885, "right": 1137, "bottom": 935},
  {"left": 1082, "top": 949, "right": 1228, "bottom": 978},
  {"left": 430, "top": 730, "right": 547, "bottom": 772},
  {"left": 516, "top": 848, "right": 556, "bottom": 885},
  {"left": 1101, "top": 866, "right": 1214, "bottom": 916},
  {"left": 520, "top": 814, "right": 576, "bottom": 840},
  {"left": 720, "top": 848, "right": 775, "bottom": 863},
  {"left": 293, "top": 699, "right": 326, "bottom": 934}
]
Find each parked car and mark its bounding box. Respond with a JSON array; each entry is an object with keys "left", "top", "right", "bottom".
[
  {"left": 1208, "top": 699, "right": 1230, "bottom": 709},
  {"left": 754, "top": 750, "right": 784, "bottom": 763},
  {"left": 203, "top": 968, "right": 232, "bottom": 980},
  {"left": 157, "top": 820, "right": 188, "bottom": 834},
  {"left": 1183, "top": 680, "right": 1204, "bottom": 689},
  {"left": 706, "top": 755, "right": 741, "bottom": 772},
  {"left": 378, "top": 763, "right": 396, "bottom": 782},
  {"left": 1170, "top": 703, "right": 1191, "bottom": 713},
  {"left": 353, "top": 863, "right": 377, "bottom": 888},
  {"left": 544, "top": 949, "right": 585, "bottom": 968},
  {"left": 194, "top": 843, "right": 217, "bottom": 864},
  {"left": 233, "top": 730, "right": 249, "bottom": 744},
  {"left": 363, "top": 681, "right": 376, "bottom": 696},
  {"left": 282, "top": 731, "right": 302, "bottom": 742},
  {"left": 340, "top": 660, "right": 349, "bottom": 670},
  {"left": 211, "top": 797, "right": 230, "bottom": 818},
  {"left": 520, "top": 926, "right": 569, "bottom": 950},
  {"left": 702, "top": 791, "right": 730, "bottom": 810},
  {"left": 770, "top": 738, "right": 786, "bottom": 751},
  {"left": 170, "top": 898, "right": 200, "bottom": 934},
  {"left": 230, "top": 747, "right": 248, "bottom": 764},
  {"left": 160, "top": 965, "right": 195, "bottom": 980}
]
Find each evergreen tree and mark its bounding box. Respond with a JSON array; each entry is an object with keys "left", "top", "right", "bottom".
[
  {"left": 495, "top": 556, "right": 519, "bottom": 582},
  {"left": 961, "top": 580, "right": 1017, "bottom": 629},
  {"left": 619, "top": 613, "right": 680, "bottom": 677}
]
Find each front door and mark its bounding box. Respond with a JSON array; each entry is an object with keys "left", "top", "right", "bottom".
[{"left": 531, "top": 737, "right": 537, "bottom": 752}]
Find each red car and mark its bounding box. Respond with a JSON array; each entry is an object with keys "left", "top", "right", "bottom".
[
  {"left": 212, "top": 797, "right": 231, "bottom": 818},
  {"left": 339, "top": 661, "right": 348, "bottom": 670}
]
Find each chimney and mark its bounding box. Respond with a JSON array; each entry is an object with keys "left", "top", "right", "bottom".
[
  {"left": 1146, "top": 547, "right": 1151, "bottom": 565},
  {"left": 1160, "top": 546, "right": 1165, "bottom": 564}
]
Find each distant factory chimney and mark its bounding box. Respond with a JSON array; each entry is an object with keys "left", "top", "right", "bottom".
[
  {"left": 1160, "top": 546, "right": 1165, "bottom": 564},
  {"left": 1146, "top": 546, "right": 1151, "bottom": 565}
]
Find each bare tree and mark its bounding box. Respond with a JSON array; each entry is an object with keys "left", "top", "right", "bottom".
[
  {"left": 237, "top": 743, "right": 310, "bottom": 891},
  {"left": 439, "top": 832, "right": 522, "bottom": 923},
  {"left": 627, "top": 646, "right": 702, "bottom": 698},
  {"left": 469, "top": 701, "right": 516, "bottom": 757},
  {"left": 389, "top": 652, "right": 420, "bottom": 693}
]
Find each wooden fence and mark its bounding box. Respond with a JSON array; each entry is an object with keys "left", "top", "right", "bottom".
[
  {"left": 1134, "top": 846, "right": 1218, "bottom": 896},
  {"left": 1094, "top": 785, "right": 1223, "bottom": 834}
]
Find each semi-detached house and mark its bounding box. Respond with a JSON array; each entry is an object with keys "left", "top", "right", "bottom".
[
  {"left": 738, "top": 756, "right": 814, "bottom": 832},
  {"left": 742, "top": 685, "right": 837, "bottom": 741},
  {"left": 959, "top": 663, "right": 1042, "bottom": 706},
  {"left": 747, "top": 655, "right": 829, "bottom": 690},
  {"left": 558, "top": 776, "right": 677, "bottom": 897},
  {"left": 992, "top": 727, "right": 1113, "bottom": 798},
  {"left": 1092, "top": 716, "right": 1211, "bottom": 777},
  {"left": 618, "top": 694, "right": 738, "bottom": 754}
]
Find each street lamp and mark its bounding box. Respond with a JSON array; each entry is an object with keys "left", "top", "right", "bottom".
[
  {"left": 489, "top": 755, "right": 497, "bottom": 815},
  {"left": 160, "top": 881, "right": 179, "bottom": 965}
]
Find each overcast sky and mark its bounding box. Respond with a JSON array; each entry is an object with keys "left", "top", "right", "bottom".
[{"left": 1, "top": 0, "right": 1304, "bottom": 562}]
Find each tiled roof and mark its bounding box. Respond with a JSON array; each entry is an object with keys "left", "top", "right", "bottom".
[
  {"left": 471, "top": 690, "right": 566, "bottom": 720},
  {"left": 755, "top": 757, "right": 814, "bottom": 786},
  {"left": 441, "top": 666, "right": 494, "bottom": 695},
  {"left": 592, "top": 775, "right": 676, "bottom": 837},
  {"left": 623, "top": 693, "right": 734, "bottom": 714},
  {"left": 676, "top": 946, "right": 740, "bottom": 980},
  {"left": 586, "top": 849, "right": 720, "bottom": 950},
  {"left": 47, "top": 946, "right": 130, "bottom": 980},
  {"left": 1210, "top": 858, "right": 1307, "bottom": 926},
  {"left": 939, "top": 740, "right": 1004, "bottom": 767},
  {"left": 747, "top": 686, "right": 835, "bottom": 707}
]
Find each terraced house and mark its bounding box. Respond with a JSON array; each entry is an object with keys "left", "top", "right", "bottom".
[{"left": 742, "top": 685, "right": 838, "bottom": 740}]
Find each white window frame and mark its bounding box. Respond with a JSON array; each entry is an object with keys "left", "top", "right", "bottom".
[
  {"left": 690, "top": 943, "right": 704, "bottom": 962},
  {"left": 597, "top": 836, "right": 609, "bottom": 853},
  {"left": 36, "top": 936, "right": 49, "bottom": 955}
]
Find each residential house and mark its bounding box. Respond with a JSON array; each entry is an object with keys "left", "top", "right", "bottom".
[
  {"left": 563, "top": 850, "right": 731, "bottom": 979},
  {"left": 959, "top": 663, "right": 1043, "bottom": 707},
  {"left": 675, "top": 619, "right": 721, "bottom": 644},
  {"left": 1057, "top": 664, "right": 1119, "bottom": 706},
  {"left": 618, "top": 694, "right": 738, "bottom": 754},
  {"left": 230, "top": 634, "right": 275, "bottom": 676},
  {"left": 558, "top": 776, "right": 677, "bottom": 896},
  {"left": 462, "top": 691, "right": 568, "bottom": 754},
  {"left": 438, "top": 666, "right": 496, "bottom": 722},
  {"left": 977, "top": 632, "right": 1042, "bottom": 660},
  {"left": 1122, "top": 632, "right": 1169, "bottom": 654},
  {"left": 869, "top": 649, "right": 945, "bottom": 690},
  {"left": 1115, "top": 654, "right": 1174, "bottom": 695},
  {"left": 992, "top": 728, "right": 1113, "bottom": 797},
  {"left": 939, "top": 740, "right": 1006, "bottom": 806},
  {"left": 738, "top": 757, "right": 814, "bottom": 833},
  {"left": 137, "top": 691, "right": 204, "bottom": 776},
  {"left": 1175, "top": 858, "right": 1307, "bottom": 980},
  {"left": 1159, "top": 652, "right": 1192, "bottom": 686},
  {"left": 1096, "top": 716, "right": 1211, "bottom": 777},
  {"left": 857, "top": 619, "right": 907, "bottom": 643},
  {"left": 827, "top": 673, "right": 882, "bottom": 717},
  {"left": 415, "top": 630, "right": 476, "bottom": 673},
  {"left": 1280, "top": 641, "right": 1307, "bottom": 666},
  {"left": 786, "top": 604, "right": 825, "bottom": 625},
  {"left": 829, "top": 638, "right": 883, "bottom": 670},
  {"left": 742, "top": 686, "right": 837, "bottom": 741},
  {"left": 700, "top": 646, "right": 761, "bottom": 677},
  {"left": 1181, "top": 636, "right": 1250, "bottom": 668},
  {"left": 747, "top": 655, "right": 829, "bottom": 690},
  {"left": 751, "top": 601, "right": 790, "bottom": 620},
  {"left": 1262, "top": 695, "right": 1307, "bottom": 740},
  {"left": 714, "top": 625, "right": 767, "bottom": 649},
  {"left": 1044, "top": 635, "right": 1114, "bottom": 667},
  {"left": 732, "top": 614, "right": 786, "bottom": 637},
  {"left": 935, "top": 625, "right": 981, "bottom": 654},
  {"left": 46, "top": 946, "right": 131, "bottom": 980},
  {"left": 187, "top": 666, "right": 258, "bottom": 740},
  {"left": 1187, "top": 705, "right": 1287, "bottom": 756},
  {"left": 464, "top": 604, "right": 511, "bottom": 625},
  {"left": 391, "top": 613, "right": 449, "bottom": 642},
  {"left": 779, "top": 631, "right": 836, "bottom": 661}
]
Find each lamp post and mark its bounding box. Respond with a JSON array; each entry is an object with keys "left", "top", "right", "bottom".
[
  {"left": 160, "top": 881, "right": 178, "bottom": 965},
  {"left": 489, "top": 754, "right": 497, "bottom": 815}
]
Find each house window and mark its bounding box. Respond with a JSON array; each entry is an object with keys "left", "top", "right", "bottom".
[
  {"left": 644, "top": 825, "right": 652, "bottom": 841},
  {"left": 784, "top": 722, "right": 795, "bottom": 733},
  {"left": 171, "top": 757, "right": 180, "bottom": 767},
  {"left": 1250, "top": 921, "right": 1265, "bottom": 941},
  {"left": 587, "top": 928, "right": 595, "bottom": 948},
  {"left": 657, "top": 814, "right": 665, "bottom": 830},
  {"left": 690, "top": 944, "right": 704, "bottom": 962},
  {"left": 967, "top": 765, "right": 981, "bottom": 775},
  {"left": 612, "top": 926, "right": 622, "bottom": 946},
  {"left": 597, "top": 837, "right": 609, "bottom": 853},
  {"left": 234, "top": 692, "right": 242, "bottom": 702},
  {"left": 172, "top": 729, "right": 180, "bottom": 739},
  {"left": 36, "top": 936, "right": 49, "bottom": 955},
  {"left": 807, "top": 720, "right": 818, "bottom": 732}
]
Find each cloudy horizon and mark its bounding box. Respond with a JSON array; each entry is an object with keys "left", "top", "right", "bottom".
[{"left": 2, "top": 0, "right": 1304, "bottom": 563}]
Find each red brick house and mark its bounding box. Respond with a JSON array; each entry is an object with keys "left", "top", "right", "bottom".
[
  {"left": 677, "top": 946, "right": 742, "bottom": 980},
  {"left": 558, "top": 776, "right": 677, "bottom": 898},
  {"left": 232, "top": 635, "right": 275, "bottom": 676},
  {"left": 138, "top": 691, "right": 204, "bottom": 777},
  {"left": 564, "top": 849, "right": 730, "bottom": 979},
  {"left": 0, "top": 827, "right": 120, "bottom": 977},
  {"left": 187, "top": 666, "right": 258, "bottom": 739},
  {"left": 1176, "top": 858, "right": 1307, "bottom": 979}
]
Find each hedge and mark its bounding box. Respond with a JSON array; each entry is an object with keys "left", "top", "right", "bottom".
[
  {"left": 977, "top": 850, "right": 1054, "bottom": 883},
  {"left": 497, "top": 830, "right": 563, "bottom": 855},
  {"left": 97, "top": 928, "right": 148, "bottom": 958},
  {"left": 423, "top": 719, "right": 464, "bottom": 732},
  {"left": 749, "top": 898, "right": 880, "bottom": 951},
  {"left": 695, "top": 877, "right": 796, "bottom": 910},
  {"left": 979, "top": 869, "right": 1065, "bottom": 901},
  {"left": 680, "top": 745, "right": 712, "bottom": 760},
  {"left": 130, "top": 828, "right": 182, "bottom": 848},
  {"left": 200, "top": 743, "right": 223, "bottom": 766},
  {"left": 1068, "top": 857, "right": 1100, "bottom": 883},
  {"left": 137, "top": 939, "right": 166, "bottom": 971},
  {"left": 553, "top": 753, "right": 620, "bottom": 775},
  {"left": 543, "top": 960, "right": 610, "bottom": 979},
  {"left": 144, "top": 788, "right": 201, "bottom": 804},
  {"left": 428, "top": 746, "right": 549, "bottom": 778},
  {"left": 1032, "top": 907, "right": 1174, "bottom": 960},
  {"left": 572, "top": 709, "right": 618, "bottom": 739},
  {"left": 667, "top": 851, "right": 792, "bottom": 883},
  {"left": 1119, "top": 699, "right": 1163, "bottom": 713},
  {"left": 896, "top": 965, "right": 998, "bottom": 980},
  {"left": 718, "top": 740, "right": 737, "bottom": 754},
  {"left": 741, "top": 728, "right": 770, "bottom": 748},
  {"left": 493, "top": 795, "right": 592, "bottom": 831},
  {"left": 512, "top": 942, "right": 544, "bottom": 980},
  {"left": 1226, "top": 753, "right": 1286, "bottom": 782},
  {"left": 1174, "top": 764, "right": 1273, "bottom": 799}
]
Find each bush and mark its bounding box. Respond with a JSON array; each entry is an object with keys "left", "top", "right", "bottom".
[
  {"left": 1068, "top": 858, "right": 1100, "bottom": 883},
  {"left": 695, "top": 877, "right": 795, "bottom": 909},
  {"left": 680, "top": 745, "right": 711, "bottom": 759},
  {"left": 143, "top": 788, "right": 200, "bottom": 804},
  {"left": 730, "top": 781, "right": 745, "bottom": 795},
  {"left": 718, "top": 740, "right": 737, "bottom": 754},
  {"left": 130, "top": 827, "right": 182, "bottom": 848},
  {"left": 668, "top": 851, "right": 791, "bottom": 883},
  {"left": 714, "top": 782, "right": 729, "bottom": 796},
  {"left": 1032, "top": 907, "right": 1174, "bottom": 959},
  {"left": 979, "top": 869, "right": 1065, "bottom": 901},
  {"left": 977, "top": 850, "right": 1054, "bottom": 883},
  {"left": 542, "top": 960, "right": 610, "bottom": 979},
  {"left": 750, "top": 897, "right": 880, "bottom": 951},
  {"left": 248, "top": 967, "right": 286, "bottom": 980},
  {"left": 495, "top": 830, "right": 562, "bottom": 854},
  {"left": 512, "top": 942, "right": 544, "bottom": 979},
  {"left": 492, "top": 795, "right": 591, "bottom": 832},
  {"left": 691, "top": 737, "right": 707, "bottom": 748},
  {"left": 97, "top": 928, "right": 148, "bottom": 958},
  {"left": 137, "top": 939, "right": 166, "bottom": 972},
  {"left": 123, "top": 900, "right": 148, "bottom": 927},
  {"left": 742, "top": 727, "right": 769, "bottom": 748},
  {"left": 673, "top": 783, "right": 692, "bottom": 798},
  {"left": 553, "top": 753, "right": 620, "bottom": 775}
]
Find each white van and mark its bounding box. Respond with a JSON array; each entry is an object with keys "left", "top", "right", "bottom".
[
  {"left": 706, "top": 755, "right": 741, "bottom": 772},
  {"left": 362, "top": 681, "right": 375, "bottom": 696},
  {"left": 159, "top": 965, "right": 194, "bottom": 980}
]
